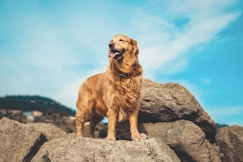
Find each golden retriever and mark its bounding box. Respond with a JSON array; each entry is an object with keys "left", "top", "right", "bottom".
[{"left": 76, "top": 34, "right": 146, "bottom": 141}]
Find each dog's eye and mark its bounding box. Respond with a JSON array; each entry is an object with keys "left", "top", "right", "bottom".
[{"left": 119, "top": 39, "right": 124, "bottom": 42}]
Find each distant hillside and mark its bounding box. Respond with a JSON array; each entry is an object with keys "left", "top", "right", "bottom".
[
  {"left": 0, "top": 95, "right": 75, "bottom": 116},
  {"left": 216, "top": 123, "right": 228, "bottom": 129}
]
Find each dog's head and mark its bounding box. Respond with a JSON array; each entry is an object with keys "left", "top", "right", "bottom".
[{"left": 108, "top": 34, "right": 138, "bottom": 61}]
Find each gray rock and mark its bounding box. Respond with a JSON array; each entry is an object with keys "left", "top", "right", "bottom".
[
  {"left": 26, "top": 123, "right": 67, "bottom": 140},
  {"left": 32, "top": 137, "right": 180, "bottom": 162},
  {"left": 216, "top": 125, "right": 243, "bottom": 162},
  {"left": 140, "top": 79, "right": 216, "bottom": 142},
  {"left": 142, "top": 120, "right": 221, "bottom": 162},
  {"left": 116, "top": 120, "right": 221, "bottom": 162},
  {"left": 0, "top": 117, "right": 46, "bottom": 162}
]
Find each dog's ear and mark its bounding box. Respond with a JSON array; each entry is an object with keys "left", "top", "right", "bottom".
[
  {"left": 130, "top": 39, "right": 139, "bottom": 56},
  {"left": 130, "top": 39, "right": 137, "bottom": 46}
]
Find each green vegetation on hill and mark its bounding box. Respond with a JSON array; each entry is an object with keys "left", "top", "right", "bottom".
[
  {"left": 216, "top": 123, "right": 228, "bottom": 129},
  {"left": 0, "top": 95, "right": 75, "bottom": 116}
]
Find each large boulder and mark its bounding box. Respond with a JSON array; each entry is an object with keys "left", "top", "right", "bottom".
[
  {"left": 0, "top": 117, "right": 47, "bottom": 162},
  {"left": 32, "top": 137, "right": 180, "bottom": 162},
  {"left": 0, "top": 117, "right": 180, "bottom": 162},
  {"left": 140, "top": 79, "right": 216, "bottom": 142},
  {"left": 143, "top": 120, "right": 221, "bottom": 162},
  {"left": 26, "top": 122, "right": 67, "bottom": 140},
  {"left": 117, "top": 120, "right": 221, "bottom": 162},
  {"left": 216, "top": 125, "right": 243, "bottom": 162}
]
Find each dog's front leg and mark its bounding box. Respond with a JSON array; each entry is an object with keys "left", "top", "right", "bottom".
[
  {"left": 106, "top": 109, "right": 117, "bottom": 140},
  {"left": 129, "top": 111, "right": 147, "bottom": 141}
]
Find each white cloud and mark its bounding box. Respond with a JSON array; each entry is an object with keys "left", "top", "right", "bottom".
[
  {"left": 0, "top": 2, "right": 110, "bottom": 101},
  {"left": 132, "top": 0, "right": 241, "bottom": 76},
  {"left": 52, "top": 66, "right": 107, "bottom": 109},
  {"left": 199, "top": 78, "right": 212, "bottom": 85},
  {"left": 0, "top": 0, "right": 242, "bottom": 111},
  {"left": 206, "top": 106, "right": 243, "bottom": 125},
  {"left": 208, "top": 106, "right": 243, "bottom": 115},
  {"left": 175, "top": 80, "right": 205, "bottom": 102}
]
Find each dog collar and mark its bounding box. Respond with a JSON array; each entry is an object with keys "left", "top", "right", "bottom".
[
  {"left": 118, "top": 72, "right": 130, "bottom": 80},
  {"left": 116, "top": 62, "right": 138, "bottom": 81}
]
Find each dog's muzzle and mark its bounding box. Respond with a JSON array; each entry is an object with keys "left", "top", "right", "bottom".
[{"left": 109, "top": 43, "right": 124, "bottom": 60}]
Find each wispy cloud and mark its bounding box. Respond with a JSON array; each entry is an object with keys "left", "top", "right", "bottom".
[
  {"left": 199, "top": 78, "right": 212, "bottom": 85},
  {"left": 0, "top": 0, "right": 242, "bottom": 111},
  {"left": 206, "top": 106, "right": 243, "bottom": 125},
  {"left": 132, "top": 0, "right": 241, "bottom": 76},
  {"left": 0, "top": 1, "right": 111, "bottom": 104}
]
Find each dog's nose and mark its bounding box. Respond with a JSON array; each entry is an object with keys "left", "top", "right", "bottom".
[{"left": 109, "top": 42, "right": 114, "bottom": 48}]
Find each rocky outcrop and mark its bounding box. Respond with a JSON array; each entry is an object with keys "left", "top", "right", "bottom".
[
  {"left": 116, "top": 120, "right": 221, "bottom": 162},
  {"left": 0, "top": 117, "right": 180, "bottom": 162},
  {"left": 140, "top": 79, "right": 216, "bottom": 143},
  {"left": 0, "top": 117, "right": 223, "bottom": 162},
  {"left": 32, "top": 137, "right": 180, "bottom": 162},
  {"left": 0, "top": 117, "right": 47, "bottom": 162},
  {"left": 216, "top": 125, "right": 243, "bottom": 162},
  {"left": 0, "top": 79, "right": 242, "bottom": 162},
  {"left": 26, "top": 122, "right": 67, "bottom": 140},
  {"left": 143, "top": 121, "right": 221, "bottom": 162}
]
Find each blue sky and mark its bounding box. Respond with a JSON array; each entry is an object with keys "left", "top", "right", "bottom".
[{"left": 0, "top": 0, "right": 243, "bottom": 126}]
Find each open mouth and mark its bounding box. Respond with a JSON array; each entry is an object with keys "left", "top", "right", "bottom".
[{"left": 109, "top": 49, "right": 125, "bottom": 60}]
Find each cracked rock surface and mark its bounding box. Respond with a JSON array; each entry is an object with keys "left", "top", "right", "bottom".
[
  {"left": 140, "top": 79, "right": 216, "bottom": 142},
  {"left": 32, "top": 137, "right": 180, "bottom": 162},
  {"left": 0, "top": 117, "right": 47, "bottom": 162},
  {"left": 216, "top": 125, "right": 243, "bottom": 162}
]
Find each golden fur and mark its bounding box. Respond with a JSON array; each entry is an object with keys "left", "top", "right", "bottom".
[{"left": 76, "top": 34, "right": 146, "bottom": 141}]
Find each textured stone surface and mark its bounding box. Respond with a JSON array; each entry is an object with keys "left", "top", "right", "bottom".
[
  {"left": 1, "top": 78, "right": 242, "bottom": 162},
  {"left": 143, "top": 120, "right": 221, "bottom": 162},
  {"left": 140, "top": 79, "right": 216, "bottom": 142},
  {"left": 32, "top": 137, "right": 180, "bottom": 162},
  {"left": 216, "top": 125, "right": 243, "bottom": 162},
  {"left": 117, "top": 120, "right": 221, "bottom": 162},
  {"left": 0, "top": 117, "right": 46, "bottom": 162},
  {"left": 27, "top": 122, "right": 67, "bottom": 140}
]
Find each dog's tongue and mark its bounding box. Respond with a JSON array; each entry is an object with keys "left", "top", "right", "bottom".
[{"left": 109, "top": 52, "right": 120, "bottom": 58}]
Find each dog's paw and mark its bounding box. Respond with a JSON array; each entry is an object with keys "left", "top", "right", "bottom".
[
  {"left": 76, "top": 136, "right": 84, "bottom": 139},
  {"left": 105, "top": 136, "right": 116, "bottom": 141},
  {"left": 132, "top": 133, "right": 148, "bottom": 142}
]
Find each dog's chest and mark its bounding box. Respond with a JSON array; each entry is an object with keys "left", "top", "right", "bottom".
[
  {"left": 113, "top": 78, "right": 141, "bottom": 105},
  {"left": 116, "top": 79, "right": 139, "bottom": 93}
]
